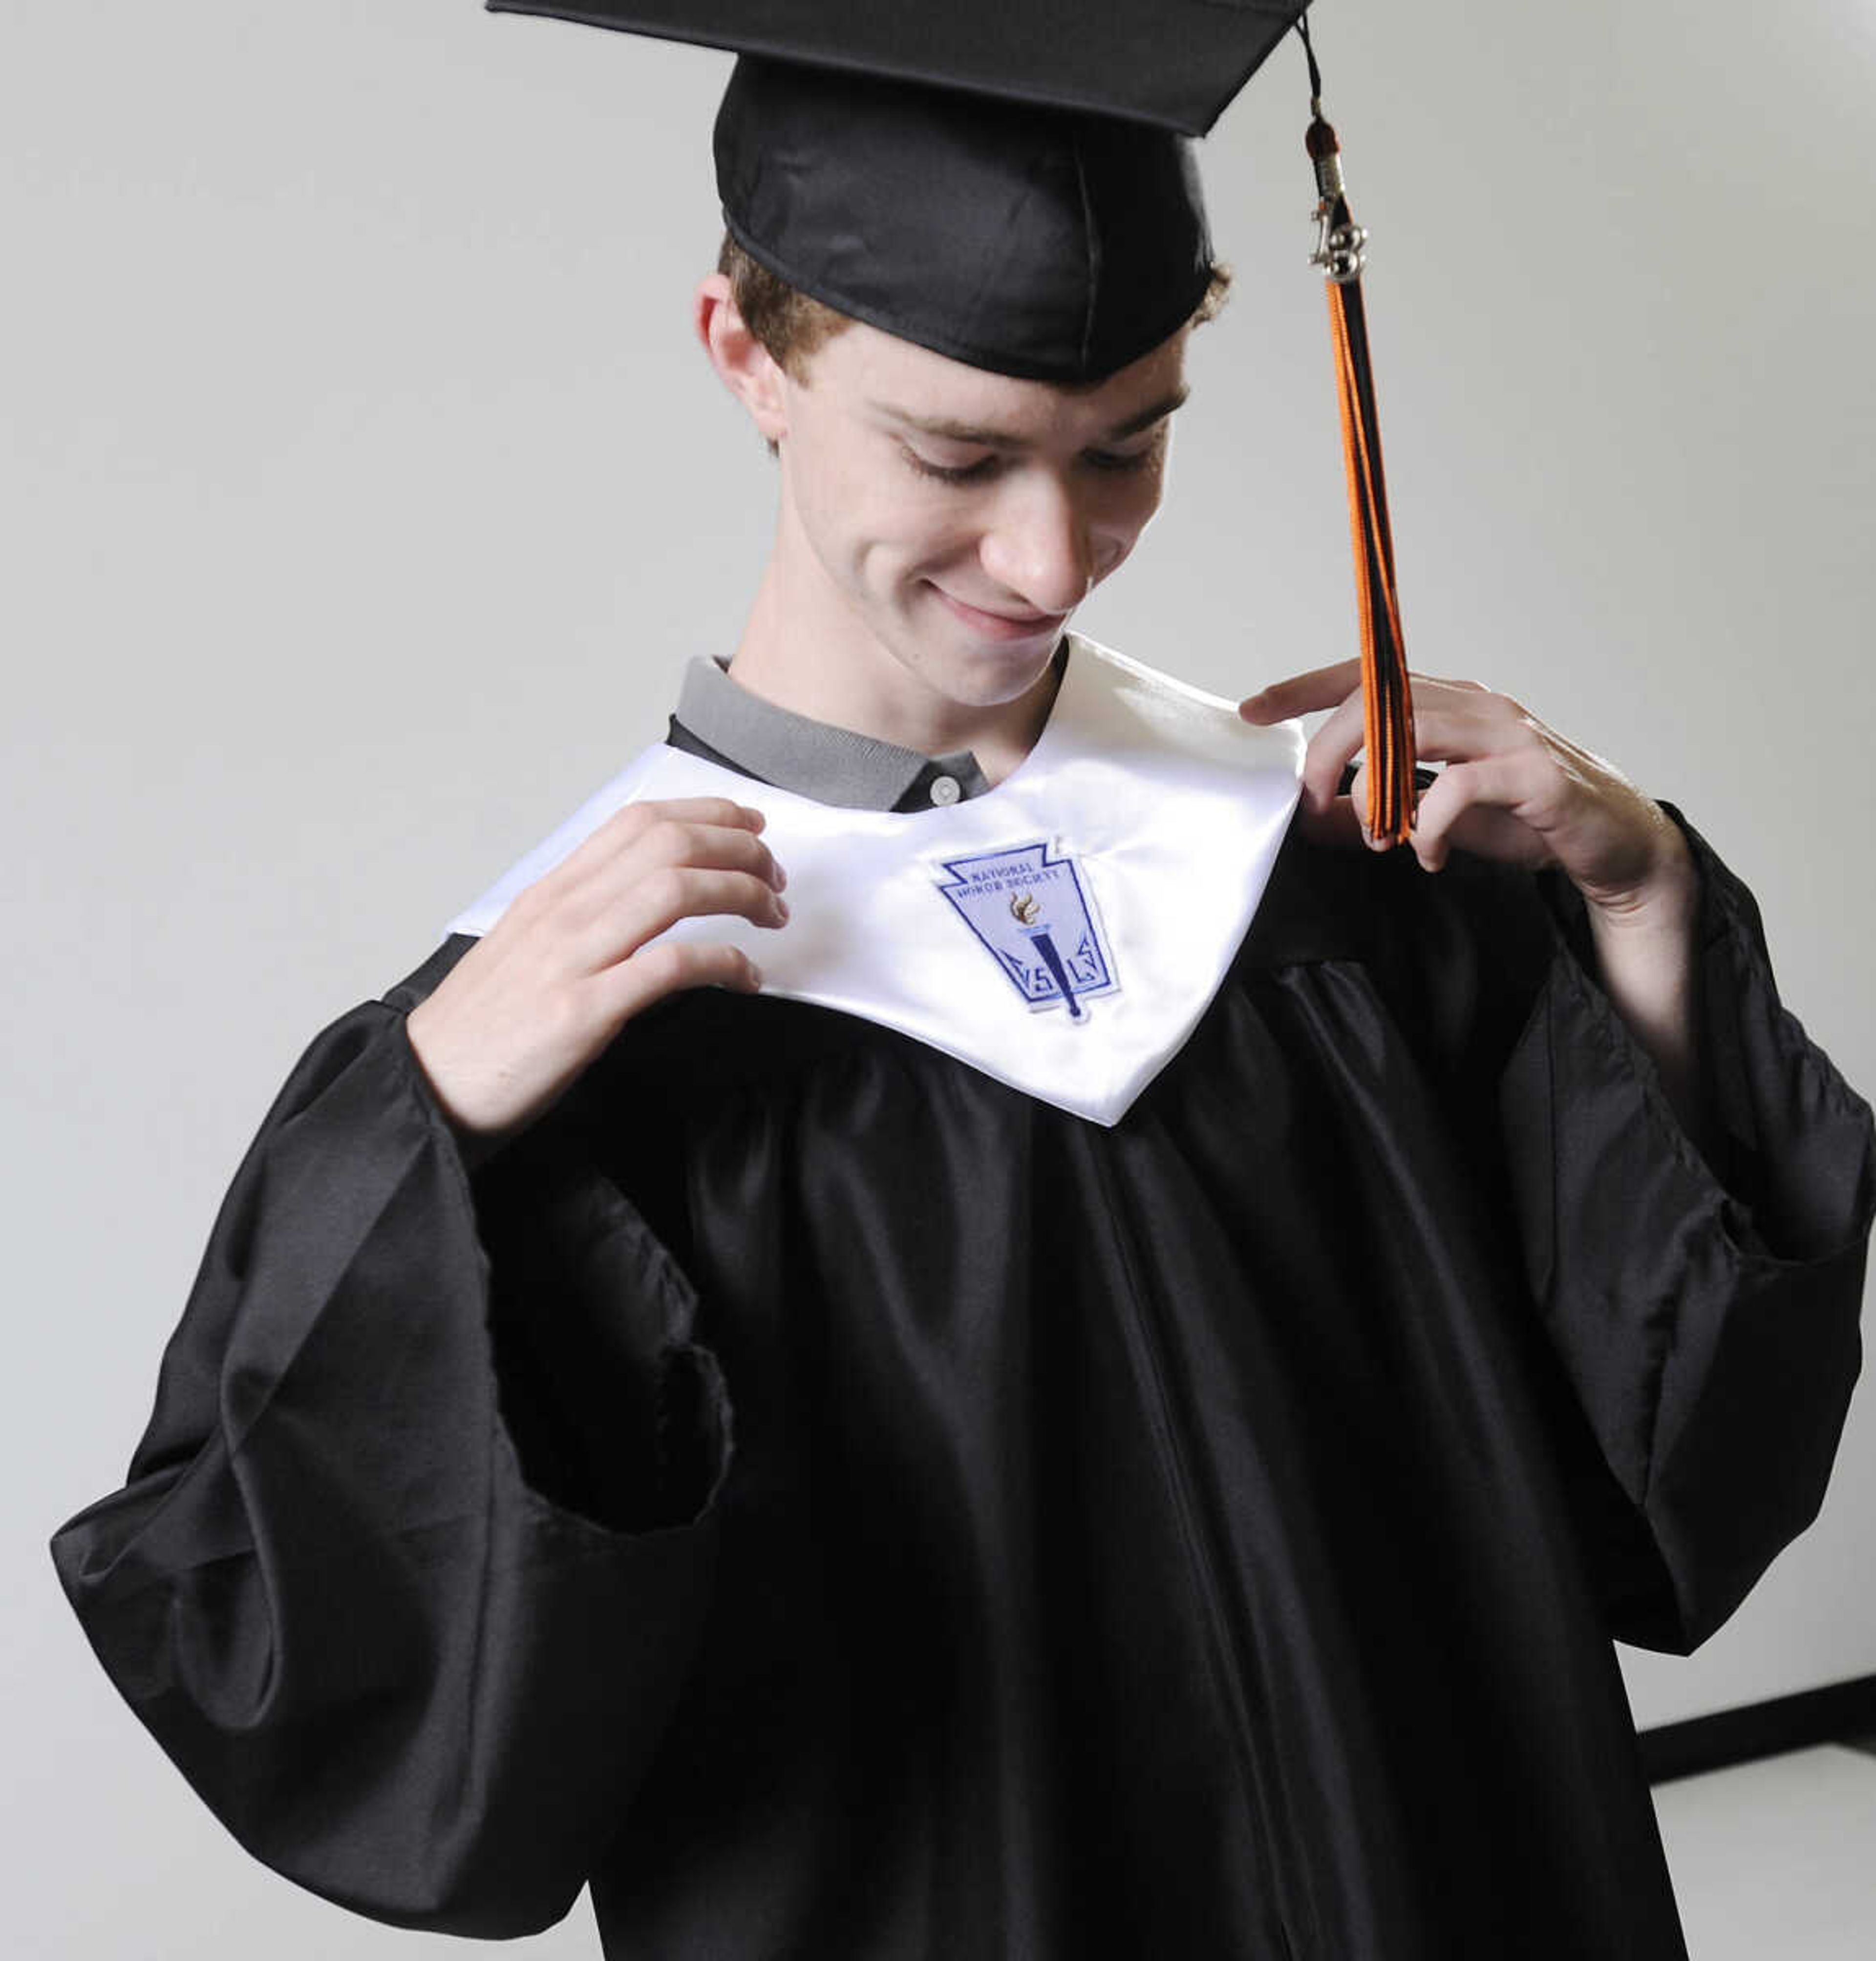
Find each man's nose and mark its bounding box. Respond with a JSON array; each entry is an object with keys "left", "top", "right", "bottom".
[{"left": 979, "top": 477, "right": 1099, "bottom": 616}]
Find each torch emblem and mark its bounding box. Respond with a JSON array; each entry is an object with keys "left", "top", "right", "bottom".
[{"left": 934, "top": 841, "right": 1117, "bottom": 1020}]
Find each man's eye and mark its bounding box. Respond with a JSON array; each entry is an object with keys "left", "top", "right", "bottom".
[
  {"left": 903, "top": 448, "right": 998, "bottom": 484},
  {"left": 900, "top": 443, "right": 1157, "bottom": 484},
  {"left": 1085, "top": 447, "right": 1157, "bottom": 474}
]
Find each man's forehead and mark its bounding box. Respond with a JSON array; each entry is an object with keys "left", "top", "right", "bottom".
[{"left": 822, "top": 317, "right": 1191, "bottom": 442}]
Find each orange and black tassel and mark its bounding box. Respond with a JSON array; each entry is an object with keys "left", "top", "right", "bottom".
[{"left": 1300, "top": 18, "right": 1416, "bottom": 846}]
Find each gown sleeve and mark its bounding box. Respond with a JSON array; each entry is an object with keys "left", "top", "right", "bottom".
[
  {"left": 1496, "top": 810, "right": 1874, "bottom": 1653},
  {"left": 47, "top": 939, "right": 733, "bottom": 1938}
]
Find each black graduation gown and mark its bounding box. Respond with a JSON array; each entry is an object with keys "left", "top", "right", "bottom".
[{"left": 51, "top": 810, "right": 1873, "bottom": 1960}]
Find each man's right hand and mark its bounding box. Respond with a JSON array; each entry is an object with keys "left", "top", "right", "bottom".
[{"left": 405, "top": 797, "right": 785, "bottom": 1142}]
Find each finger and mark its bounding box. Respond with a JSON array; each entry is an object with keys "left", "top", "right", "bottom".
[
  {"left": 1238, "top": 659, "right": 1364, "bottom": 724},
  {"left": 1249, "top": 669, "right": 1524, "bottom": 789},
  {"left": 611, "top": 866, "right": 789, "bottom": 959},
  {"left": 596, "top": 939, "right": 766, "bottom": 1028},
  {"left": 1301, "top": 684, "right": 1542, "bottom": 818},
  {"left": 1409, "top": 755, "right": 1544, "bottom": 872},
  {"left": 618, "top": 816, "right": 787, "bottom": 891},
  {"left": 550, "top": 797, "right": 769, "bottom": 893},
  {"left": 548, "top": 821, "right": 786, "bottom": 945},
  {"left": 1391, "top": 697, "right": 1538, "bottom": 770},
  {"left": 1343, "top": 761, "right": 1401, "bottom": 853},
  {"left": 635, "top": 795, "right": 767, "bottom": 831},
  {"left": 1298, "top": 687, "right": 1368, "bottom": 815}
]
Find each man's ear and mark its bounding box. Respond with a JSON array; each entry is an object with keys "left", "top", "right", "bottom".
[{"left": 693, "top": 273, "right": 789, "bottom": 448}]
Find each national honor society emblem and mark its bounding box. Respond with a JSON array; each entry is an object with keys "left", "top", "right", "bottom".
[{"left": 934, "top": 842, "right": 1118, "bottom": 1021}]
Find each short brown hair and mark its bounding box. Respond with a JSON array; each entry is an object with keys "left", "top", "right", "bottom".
[{"left": 717, "top": 233, "right": 1232, "bottom": 385}]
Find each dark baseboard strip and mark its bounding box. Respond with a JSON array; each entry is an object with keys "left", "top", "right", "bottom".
[{"left": 1640, "top": 1672, "right": 1876, "bottom": 1786}]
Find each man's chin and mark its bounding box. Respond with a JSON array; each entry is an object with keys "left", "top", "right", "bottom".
[{"left": 927, "top": 639, "right": 1066, "bottom": 712}]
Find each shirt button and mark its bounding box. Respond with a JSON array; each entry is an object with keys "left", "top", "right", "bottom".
[{"left": 928, "top": 774, "right": 962, "bottom": 807}]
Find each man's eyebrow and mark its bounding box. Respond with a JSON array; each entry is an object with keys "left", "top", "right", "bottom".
[{"left": 874, "top": 384, "right": 1191, "bottom": 449}]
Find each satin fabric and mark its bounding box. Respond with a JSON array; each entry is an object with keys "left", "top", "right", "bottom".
[
  {"left": 52, "top": 811, "right": 1872, "bottom": 1957},
  {"left": 446, "top": 636, "right": 1304, "bottom": 1126}
]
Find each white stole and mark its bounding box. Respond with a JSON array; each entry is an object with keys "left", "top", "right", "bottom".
[{"left": 446, "top": 635, "right": 1303, "bottom": 1127}]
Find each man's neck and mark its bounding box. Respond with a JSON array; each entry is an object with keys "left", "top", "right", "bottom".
[{"left": 724, "top": 533, "right": 1063, "bottom": 785}]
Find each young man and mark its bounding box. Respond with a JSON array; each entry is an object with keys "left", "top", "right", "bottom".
[
  {"left": 406, "top": 240, "right": 1715, "bottom": 1152},
  {"left": 53, "top": 45, "right": 1873, "bottom": 1961}
]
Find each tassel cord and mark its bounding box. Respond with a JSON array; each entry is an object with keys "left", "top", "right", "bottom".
[{"left": 1323, "top": 252, "right": 1415, "bottom": 842}]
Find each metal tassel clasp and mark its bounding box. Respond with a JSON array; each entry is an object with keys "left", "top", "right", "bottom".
[
  {"left": 1306, "top": 112, "right": 1367, "bottom": 283},
  {"left": 1309, "top": 205, "right": 1368, "bottom": 283}
]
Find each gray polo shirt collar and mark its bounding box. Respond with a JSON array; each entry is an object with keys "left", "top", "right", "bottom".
[{"left": 673, "top": 656, "right": 991, "bottom": 812}]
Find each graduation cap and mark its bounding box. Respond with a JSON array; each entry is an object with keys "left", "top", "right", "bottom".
[{"left": 486, "top": 0, "right": 1417, "bottom": 841}]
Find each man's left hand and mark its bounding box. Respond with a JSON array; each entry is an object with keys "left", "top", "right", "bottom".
[
  {"left": 1240, "top": 660, "right": 1711, "bottom": 1141},
  {"left": 1237, "top": 659, "right": 1695, "bottom": 926}
]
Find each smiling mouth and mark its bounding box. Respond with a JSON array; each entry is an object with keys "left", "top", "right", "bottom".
[{"left": 932, "top": 587, "right": 1068, "bottom": 636}]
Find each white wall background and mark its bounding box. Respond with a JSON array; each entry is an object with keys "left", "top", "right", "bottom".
[{"left": 4, "top": 1, "right": 1871, "bottom": 1953}]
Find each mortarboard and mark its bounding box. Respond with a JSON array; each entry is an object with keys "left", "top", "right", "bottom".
[{"left": 485, "top": 0, "right": 1416, "bottom": 840}]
